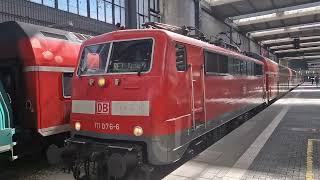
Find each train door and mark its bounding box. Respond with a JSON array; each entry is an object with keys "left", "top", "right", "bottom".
[
  {"left": 0, "top": 79, "right": 15, "bottom": 159},
  {"left": 0, "top": 66, "right": 20, "bottom": 127},
  {"left": 187, "top": 46, "right": 206, "bottom": 130}
]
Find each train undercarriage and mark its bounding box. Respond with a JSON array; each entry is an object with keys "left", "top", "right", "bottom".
[{"left": 62, "top": 137, "right": 153, "bottom": 180}]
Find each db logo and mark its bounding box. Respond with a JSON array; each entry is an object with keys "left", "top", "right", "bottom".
[{"left": 96, "top": 102, "right": 110, "bottom": 114}]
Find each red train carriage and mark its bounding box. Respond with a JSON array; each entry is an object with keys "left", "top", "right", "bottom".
[
  {"left": 65, "top": 29, "right": 265, "bottom": 179},
  {"left": 0, "top": 21, "right": 90, "bottom": 159},
  {"left": 246, "top": 53, "right": 301, "bottom": 103},
  {"left": 259, "top": 57, "right": 279, "bottom": 102},
  {"left": 278, "top": 65, "right": 292, "bottom": 94}
]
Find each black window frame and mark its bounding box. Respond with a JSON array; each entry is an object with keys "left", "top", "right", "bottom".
[
  {"left": 228, "top": 56, "right": 234, "bottom": 75},
  {"left": 240, "top": 60, "right": 247, "bottom": 76},
  {"left": 254, "top": 63, "right": 263, "bottom": 76},
  {"left": 175, "top": 44, "right": 187, "bottom": 72},
  {"left": 62, "top": 72, "right": 73, "bottom": 98},
  {"left": 204, "top": 49, "right": 264, "bottom": 77},
  {"left": 246, "top": 61, "right": 254, "bottom": 76},
  {"left": 204, "top": 50, "right": 229, "bottom": 76},
  {"left": 233, "top": 59, "right": 241, "bottom": 75},
  {"left": 204, "top": 50, "right": 219, "bottom": 75}
]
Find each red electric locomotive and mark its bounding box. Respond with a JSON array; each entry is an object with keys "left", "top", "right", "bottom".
[
  {"left": 0, "top": 21, "right": 90, "bottom": 160},
  {"left": 65, "top": 26, "right": 267, "bottom": 179}
]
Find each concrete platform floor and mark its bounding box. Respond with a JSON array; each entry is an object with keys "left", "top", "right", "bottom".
[{"left": 165, "top": 83, "right": 320, "bottom": 180}]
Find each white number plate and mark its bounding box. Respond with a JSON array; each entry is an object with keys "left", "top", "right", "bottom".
[{"left": 94, "top": 122, "right": 120, "bottom": 131}]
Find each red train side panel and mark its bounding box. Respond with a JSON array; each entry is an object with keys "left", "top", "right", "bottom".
[{"left": 0, "top": 21, "right": 85, "bottom": 137}]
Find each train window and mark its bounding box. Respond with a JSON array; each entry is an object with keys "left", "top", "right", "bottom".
[
  {"left": 176, "top": 44, "right": 187, "bottom": 71},
  {"left": 233, "top": 59, "right": 241, "bottom": 75},
  {"left": 247, "top": 62, "right": 254, "bottom": 76},
  {"left": 78, "top": 43, "right": 111, "bottom": 75},
  {"left": 107, "top": 39, "right": 153, "bottom": 73},
  {"left": 240, "top": 60, "right": 246, "bottom": 75},
  {"left": 254, "top": 64, "right": 263, "bottom": 76},
  {"left": 41, "top": 31, "right": 68, "bottom": 40},
  {"left": 228, "top": 57, "right": 234, "bottom": 75},
  {"left": 219, "top": 55, "right": 228, "bottom": 74},
  {"left": 62, "top": 73, "right": 73, "bottom": 98},
  {"left": 205, "top": 51, "right": 219, "bottom": 74},
  {"left": 205, "top": 51, "right": 230, "bottom": 75}
]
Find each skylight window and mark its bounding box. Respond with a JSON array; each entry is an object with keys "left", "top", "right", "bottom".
[
  {"left": 231, "top": 3, "right": 320, "bottom": 26},
  {"left": 250, "top": 28, "right": 285, "bottom": 36},
  {"left": 284, "top": 6, "right": 320, "bottom": 16},
  {"left": 208, "top": 0, "right": 243, "bottom": 6},
  {"left": 250, "top": 22, "right": 320, "bottom": 37},
  {"left": 235, "top": 13, "right": 277, "bottom": 24}
]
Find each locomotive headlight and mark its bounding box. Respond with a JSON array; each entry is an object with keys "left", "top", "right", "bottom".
[
  {"left": 98, "top": 77, "right": 106, "bottom": 88},
  {"left": 75, "top": 122, "right": 81, "bottom": 131},
  {"left": 133, "top": 126, "right": 143, "bottom": 136}
]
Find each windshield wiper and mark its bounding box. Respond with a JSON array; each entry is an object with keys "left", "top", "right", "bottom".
[{"left": 137, "top": 63, "right": 146, "bottom": 76}]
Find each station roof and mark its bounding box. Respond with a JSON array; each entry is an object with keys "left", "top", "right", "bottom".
[{"left": 206, "top": 0, "right": 320, "bottom": 65}]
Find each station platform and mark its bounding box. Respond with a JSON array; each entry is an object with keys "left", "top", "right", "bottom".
[{"left": 164, "top": 83, "right": 320, "bottom": 180}]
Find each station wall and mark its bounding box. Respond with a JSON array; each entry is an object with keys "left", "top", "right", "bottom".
[{"left": 160, "top": 0, "right": 195, "bottom": 27}]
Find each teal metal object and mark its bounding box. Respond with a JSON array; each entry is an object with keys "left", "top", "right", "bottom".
[{"left": 0, "top": 81, "right": 15, "bottom": 160}]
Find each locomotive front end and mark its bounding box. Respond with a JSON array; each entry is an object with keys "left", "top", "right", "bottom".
[{"left": 63, "top": 31, "right": 168, "bottom": 179}]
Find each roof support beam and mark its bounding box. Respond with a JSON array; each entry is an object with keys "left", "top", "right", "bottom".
[
  {"left": 228, "top": 2, "right": 320, "bottom": 26},
  {"left": 208, "top": 0, "right": 244, "bottom": 6}
]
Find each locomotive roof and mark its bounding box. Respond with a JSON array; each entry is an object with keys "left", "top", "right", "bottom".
[{"left": 84, "top": 28, "right": 263, "bottom": 65}]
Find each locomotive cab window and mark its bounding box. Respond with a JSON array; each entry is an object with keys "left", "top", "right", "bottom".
[
  {"left": 107, "top": 39, "right": 153, "bottom": 73},
  {"left": 176, "top": 44, "right": 187, "bottom": 71},
  {"left": 78, "top": 43, "right": 111, "bottom": 75},
  {"left": 78, "top": 39, "right": 153, "bottom": 75},
  {"left": 62, "top": 73, "right": 73, "bottom": 98}
]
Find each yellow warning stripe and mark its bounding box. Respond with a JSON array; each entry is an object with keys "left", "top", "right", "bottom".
[{"left": 306, "top": 139, "right": 319, "bottom": 180}]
